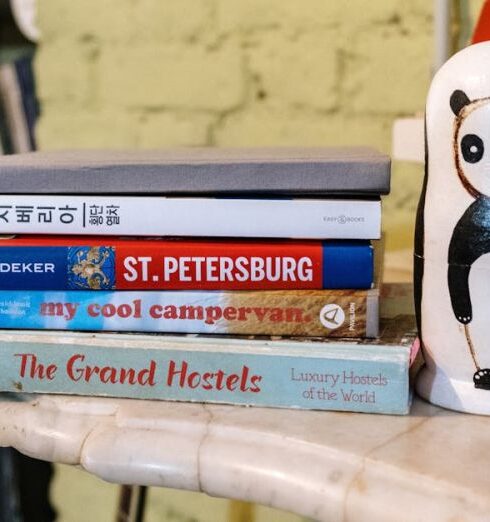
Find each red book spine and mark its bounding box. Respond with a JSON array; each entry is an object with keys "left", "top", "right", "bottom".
[
  {"left": 117, "top": 240, "right": 323, "bottom": 290},
  {"left": 0, "top": 236, "right": 328, "bottom": 290}
]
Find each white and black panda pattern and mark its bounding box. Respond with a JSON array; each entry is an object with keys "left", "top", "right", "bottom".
[
  {"left": 415, "top": 42, "right": 490, "bottom": 414},
  {"left": 447, "top": 90, "right": 490, "bottom": 388}
]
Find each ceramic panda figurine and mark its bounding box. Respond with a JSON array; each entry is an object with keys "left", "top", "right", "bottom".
[{"left": 415, "top": 41, "right": 490, "bottom": 414}]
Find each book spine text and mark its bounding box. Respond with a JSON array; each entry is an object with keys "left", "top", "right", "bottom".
[
  {"left": 0, "top": 289, "right": 378, "bottom": 337},
  {"left": 0, "top": 240, "right": 373, "bottom": 290},
  {"left": 1, "top": 341, "right": 409, "bottom": 414},
  {"left": 0, "top": 196, "right": 381, "bottom": 239}
]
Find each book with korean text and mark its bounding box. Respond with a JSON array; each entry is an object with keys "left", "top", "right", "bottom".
[{"left": 0, "top": 196, "right": 381, "bottom": 239}]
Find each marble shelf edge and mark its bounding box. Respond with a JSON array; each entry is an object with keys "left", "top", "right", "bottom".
[{"left": 0, "top": 393, "right": 489, "bottom": 522}]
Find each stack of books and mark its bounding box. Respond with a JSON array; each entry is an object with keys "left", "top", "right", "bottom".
[{"left": 0, "top": 148, "right": 418, "bottom": 414}]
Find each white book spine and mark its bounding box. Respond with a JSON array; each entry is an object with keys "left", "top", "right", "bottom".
[{"left": 0, "top": 196, "right": 381, "bottom": 239}]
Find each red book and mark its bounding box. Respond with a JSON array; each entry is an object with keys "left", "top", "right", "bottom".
[{"left": 0, "top": 235, "right": 373, "bottom": 290}]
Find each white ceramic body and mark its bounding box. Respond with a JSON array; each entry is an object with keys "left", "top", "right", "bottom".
[{"left": 416, "top": 42, "right": 490, "bottom": 414}]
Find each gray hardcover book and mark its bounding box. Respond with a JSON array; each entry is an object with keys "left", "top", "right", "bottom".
[{"left": 0, "top": 147, "right": 390, "bottom": 195}]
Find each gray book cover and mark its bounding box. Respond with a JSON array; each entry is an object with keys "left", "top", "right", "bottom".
[{"left": 0, "top": 147, "right": 390, "bottom": 195}]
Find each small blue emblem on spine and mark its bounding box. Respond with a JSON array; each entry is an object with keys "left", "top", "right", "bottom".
[{"left": 67, "top": 246, "right": 115, "bottom": 290}]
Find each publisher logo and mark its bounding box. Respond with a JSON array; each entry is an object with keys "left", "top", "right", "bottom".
[
  {"left": 319, "top": 304, "right": 345, "bottom": 329},
  {"left": 323, "top": 215, "right": 365, "bottom": 224}
]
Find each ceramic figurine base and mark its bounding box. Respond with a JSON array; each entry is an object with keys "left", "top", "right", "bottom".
[
  {"left": 416, "top": 366, "right": 490, "bottom": 415},
  {"left": 414, "top": 41, "right": 490, "bottom": 415}
]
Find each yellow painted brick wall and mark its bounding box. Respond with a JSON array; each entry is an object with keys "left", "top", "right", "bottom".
[{"left": 35, "top": 0, "right": 437, "bottom": 151}]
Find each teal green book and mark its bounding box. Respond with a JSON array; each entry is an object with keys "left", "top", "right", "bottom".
[{"left": 0, "top": 285, "right": 418, "bottom": 415}]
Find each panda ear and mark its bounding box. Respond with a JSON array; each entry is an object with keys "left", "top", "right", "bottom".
[{"left": 450, "top": 90, "right": 471, "bottom": 116}]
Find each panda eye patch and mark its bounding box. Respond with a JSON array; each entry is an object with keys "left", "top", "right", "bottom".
[{"left": 461, "top": 134, "right": 484, "bottom": 163}]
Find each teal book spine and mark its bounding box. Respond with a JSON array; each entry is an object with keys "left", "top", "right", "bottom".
[{"left": 0, "top": 329, "right": 413, "bottom": 414}]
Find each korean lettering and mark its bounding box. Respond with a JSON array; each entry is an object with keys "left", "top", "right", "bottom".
[
  {"left": 15, "top": 206, "right": 34, "bottom": 223},
  {"left": 0, "top": 206, "right": 12, "bottom": 223},
  {"left": 37, "top": 206, "right": 55, "bottom": 223},
  {"left": 105, "top": 205, "right": 120, "bottom": 226},
  {"left": 58, "top": 205, "right": 77, "bottom": 224},
  {"left": 89, "top": 205, "right": 104, "bottom": 225}
]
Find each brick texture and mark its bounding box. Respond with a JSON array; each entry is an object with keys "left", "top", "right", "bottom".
[
  {"left": 97, "top": 43, "right": 245, "bottom": 110},
  {"left": 36, "top": 0, "right": 451, "bottom": 151}
]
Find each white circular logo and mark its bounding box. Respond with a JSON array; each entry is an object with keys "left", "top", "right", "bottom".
[{"left": 319, "top": 304, "right": 345, "bottom": 329}]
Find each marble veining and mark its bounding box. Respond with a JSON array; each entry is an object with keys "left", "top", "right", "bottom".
[{"left": 0, "top": 393, "right": 488, "bottom": 521}]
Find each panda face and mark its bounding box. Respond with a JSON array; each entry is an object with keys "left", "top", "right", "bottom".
[{"left": 455, "top": 99, "right": 490, "bottom": 197}]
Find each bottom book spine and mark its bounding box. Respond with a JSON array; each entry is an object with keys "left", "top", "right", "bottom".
[
  {"left": 0, "top": 289, "right": 378, "bottom": 337},
  {"left": 1, "top": 339, "right": 410, "bottom": 414}
]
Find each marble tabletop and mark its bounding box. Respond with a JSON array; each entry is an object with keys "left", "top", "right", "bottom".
[{"left": 0, "top": 392, "right": 486, "bottom": 522}]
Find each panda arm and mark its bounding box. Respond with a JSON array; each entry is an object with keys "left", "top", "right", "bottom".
[
  {"left": 448, "top": 263, "right": 472, "bottom": 323},
  {"left": 448, "top": 202, "right": 490, "bottom": 324}
]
